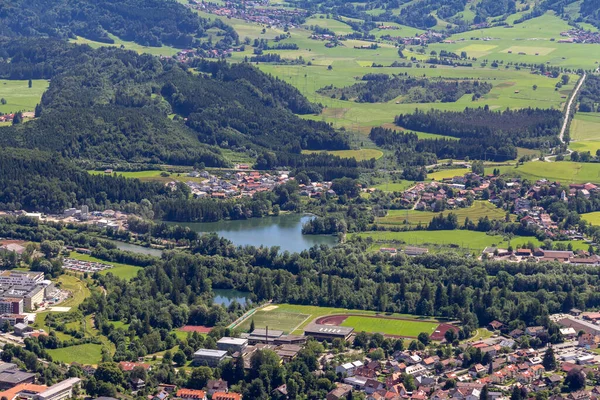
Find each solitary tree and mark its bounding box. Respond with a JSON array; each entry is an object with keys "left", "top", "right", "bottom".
[
  {"left": 542, "top": 347, "right": 557, "bottom": 371},
  {"left": 28, "top": 79, "right": 32, "bottom": 88}
]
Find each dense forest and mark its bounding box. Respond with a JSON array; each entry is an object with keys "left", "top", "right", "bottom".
[
  {"left": 579, "top": 75, "right": 600, "bottom": 112},
  {"left": 395, "top": 107, "right": 563, "bottom": 155},
  {"left": 0, "top": 0, "right": 237, "bottom": 48},
  {"left": 474, "top": 0, "right": 516, "bottom": 23},
  {"left": 318, "top": 74, "right": 492, "bottom": 103},
  {"left": 0, "top": 39, "right": 351, "bottom": 168},
  {"left": 0, "top": 148, "right": 189, "bottom": 213},
  {"left": 369, "top": 126, "right": 517, "bottom": 163}
]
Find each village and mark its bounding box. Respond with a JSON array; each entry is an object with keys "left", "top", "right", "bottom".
[
  {"left": 373, "top": 169, "right": 600, "bottom": 265},
  {"left": 186, "top": 0, "right": 308, "bottom": 30}
]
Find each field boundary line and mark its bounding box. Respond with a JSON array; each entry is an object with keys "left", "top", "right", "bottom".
[{"left": 290, "top": 314, "right": 314, "bottom": 335}]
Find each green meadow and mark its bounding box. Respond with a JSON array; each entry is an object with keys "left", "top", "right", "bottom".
[
  {"left": 302, "top": 148, "right": 383, "bottom": 161},
  {"left": 47, "top": 343, "right": 103, "bottom": 365},
  {"left": 376, "top": 201, "right": 506, "bottom": 227},
  {"left": 0, "top": 79, "right": 49, "bottom": 114},
  {"left": 70, "top": 34, "right": 179, "bottom": 56},
  {"left": 497, "top": 161, "right": 600, "bottom": 184},
  {"left": 353, "top": 229, "right": 590, "bottom": 252},
  {"left": 569, "top": 112, "right": 600, "bottom": 154}
]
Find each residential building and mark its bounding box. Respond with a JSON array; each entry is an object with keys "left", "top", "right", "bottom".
[
  {"left": 335, "top": 361, "right": 364, "bottom": 377},
  {"left": 212, "top": 393, "right": 241, "bottom": 400},
  {"left": 205, "top": 379, "right": 228, "bottom": 397},
  {"left": 175, "top": 389, "right": 207, "bottom": 400}
]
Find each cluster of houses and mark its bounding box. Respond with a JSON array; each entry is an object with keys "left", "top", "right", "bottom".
[
  {"left": 180, "top": 169, "right": 333, "bottom": 199},
  {"left": 559, "top": 29, "right": 600, "bottom": 44},
  {"left": 188, "top": 0, "right": 307, "bottom": 29},
  {"left": 481, "top": 247, "right": 600, "bottom": 265},
  {"left": 0, "top": 112, "right": 33, "bottom": 123},
  {"left": 173, "top": 48, "right": 236, "bottom": 62},
  {"left": 324, "top": 314, "right": 600, "bottom": 400},
  {"left": 379, "top": 30, "right": 446, "bottom": 46}
]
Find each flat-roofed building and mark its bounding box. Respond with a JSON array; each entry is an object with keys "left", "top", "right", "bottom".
[
  {"left": 193, "top": 349, "right": 228, "bottom": 367},
  {"left": 35, "top": 378, "right": 81, "bottom": 400},
  {"left": 217, "top": 337, "right": 248, "bottom": 354},
  {"left": 0, "top": 272, "right": 44, "bottom": 287},
  {"left": 247, "top": 328, "right": 284, "bottom": 344},
  {"left": 303, "top": 324, "right": 354, "bottom": 341},
  {"left": 558, "top": 317, "right": 600, "bottom": 336}
]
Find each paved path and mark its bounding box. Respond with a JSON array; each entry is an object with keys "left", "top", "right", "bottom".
[{"left": 560, "top": 73, "right": 586, "bottom": 144}]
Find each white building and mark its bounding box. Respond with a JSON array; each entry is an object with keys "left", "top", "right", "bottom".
[
  {"left": 335, "top": 361, "right": 363, "bottom": 377},
  {"left": 0, "top": 271, "right": 44, "bottom": 286},
  {"left": 35, "top": 378, "right": 81, "bottom": 400}
]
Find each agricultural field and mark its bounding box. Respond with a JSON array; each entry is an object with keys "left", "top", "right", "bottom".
[
  {"left": 47, "top": 343, "right": 103, "bottom": 365},
  {"left": 497, "top": 161, "right": 600, "bottom": 184},
  {"left": 373, "top": 180, "right": 415, "bottom": 192},
  {"left": 352, "top": 229, "right": 590, "bottom": 253},
  {"left": 88, "top": 169, "right": 208, "bottom": 184},
  {"left": 376, "top": 201, "right": 506, "bottom": 227},
  {"left": 428, "top": 168, "right": 471, "bottom": 180},
  {"left": 68, "top": 252, "right": 143, "bottom": 281},
  {"left": 0, "top": 79, "right": 49, "bottom": 114},
  {"left": 302, "top": 148, "right": 383, "bottom": 161},
  {"left": 569, "top": 113, "right": 600, "bottom": 154},
  {"left": 582, "top": 212, "right": 600, "bottom": 226},
  {"left": 69, "top": 34, "right": 179, "bottom": 57},
  {"left": 303, "top": 15, "right": 354, "bottom": 35},
  {"left": 340, "top": 315, "right": 439, "bottom": 337}
]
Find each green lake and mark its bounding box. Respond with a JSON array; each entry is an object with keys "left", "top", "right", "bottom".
[{"left": 169, "top": 214, "right": 337, "bottom": 253}]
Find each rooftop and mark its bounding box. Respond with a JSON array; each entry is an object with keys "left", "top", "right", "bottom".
[
  {"left": 194, "top": 349, "right": 228, "bottom": 358},
  {"left": 304, "top": 324, "right": 354, "bottom": 335}
]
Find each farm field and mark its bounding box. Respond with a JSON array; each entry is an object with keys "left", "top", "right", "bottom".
[
  {"left": 428, "top": 168, "right": 470, "bottom": 180},
  {"left": 497, "top": 161, "right": 600, "bottom": 184},
  {"left": 47, "top": 343, "right": 103, "bottom": 365},
  {"left": 301, "top": 148, "right": 383, "bottom": 161},
  {"left": 70, "top": 34, "right": 179, "bottom": 56},
  {"left": 0, "top": 79, "right": 49, "bottom": 114},
  {"left": 353, "top": 229, "right": 590, "bottom": 253},
  {"left": 68, "top": 252, "right": 143, "bottom": 281},
  {"left": 582, "top": 212, "right": 600, "bottom": 226},
  {"left": 340, "top": 315, "right": 439, "bottom": 337},
  {"left": 88, "top": 169, "right": 208, "bottom": 184},
  {"left": 569, "top": 113, "right": 600, "bottom": 154},
  {"left": 376, "top": 201, "right": 506, "bottom": 227},
  {"left": 373, "top": 180, "right": 415, "bottom": 192}
]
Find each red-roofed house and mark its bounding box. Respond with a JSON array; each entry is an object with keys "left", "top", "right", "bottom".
[{"left": 176, "top": 389, "right": 207, "bottom": 400}]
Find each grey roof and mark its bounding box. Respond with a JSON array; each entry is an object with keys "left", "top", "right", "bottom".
[
  {"left": 0, "top": 369, "right": 35, "bottom": 384},
  {"left": 304, "top": 324, "right": 354, "bottom": 336},
  {"left": 14, "top": 323, "right": 28, "bottom": 330},
  {"left": 249, "top": 328, "right": 283, "bottom": 338},
  {"left": 0, "top": 363, "right": 17, "bottom": 373},
  {"left": 194, "top": 349, "right": 227, "bottom": 358},
  {"left": 217, "top": 337, "right": 248, "bottom": 345}
]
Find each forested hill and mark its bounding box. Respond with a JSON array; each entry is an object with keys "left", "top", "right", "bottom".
[
  {"left": 0, "top": 0, "right": 237, "bottom": 48},
  {"left": 0, "top": 39, "right": 348, "bottom": 166}
]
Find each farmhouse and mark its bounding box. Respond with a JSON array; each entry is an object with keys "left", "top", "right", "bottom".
[{"left": 304, "top": 324, "right": 354, "bottom": 341}]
